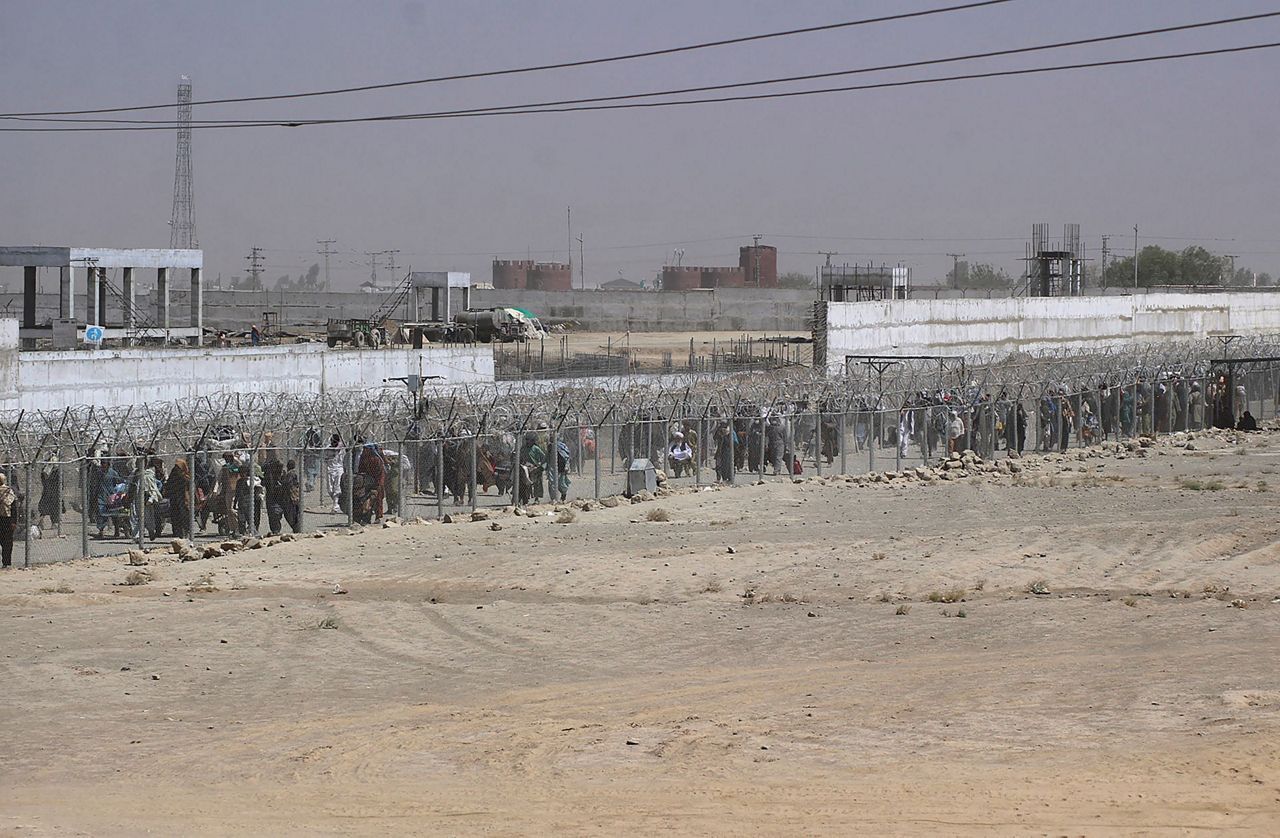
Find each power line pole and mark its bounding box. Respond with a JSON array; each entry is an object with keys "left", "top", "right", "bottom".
[
  {"left": 1133, "top": 225, "right": 1139, "bottom": 290},
  {"left": 364, "top": 251, "right": 380, "bottom": 288},
  {"left": 578, "top": 233, "right": 585, "bottom": 290},
  {"left": 246, "top": 246, "right": 264, "bottom": 290},
  {"left": 169, "top": 75, "right": 197, "bottom": 248},
  {"left": 384, "top": 249, "right": 401, "bottom": 283},
  {"left": 947, "top": 253, "right": 966, "bottom": 289},
  {"left": 567, "top": 206, "right": 573, "bottom": 278},
  {"left": 1100, "top": 235, "right": 1109, "bottom": 288},
  {"left": 317, "top": 239, "right": 336, "bottom": 290},
  {"left": 752, "top": 233, "right": 763, "bottom": 287}
]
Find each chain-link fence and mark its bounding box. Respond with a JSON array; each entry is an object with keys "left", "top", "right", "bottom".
[{"left": 2, "top": 339, "right": 1278, "bottom": 567}]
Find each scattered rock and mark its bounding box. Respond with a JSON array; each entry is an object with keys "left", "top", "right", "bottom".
[
  {"left": 489, "top": 521, "right": 503, "bottom": 531},
  {"left": 169, "top": 539, "right": 187, "bottom": 555},
  {"left": 127, "top": 549, "right": 148, "bottom": 566},
  {"left": 470, "top": 510, "right": 490, "bottom": 522},
  {"left": 600, "top": 496, "right": 621, "bottom": 508},
  {"left": 441, "top": 514, "right": 455, "bottom": 524},
  {"left": 201, "top": 545, "right": 224, "bottom": 559}
]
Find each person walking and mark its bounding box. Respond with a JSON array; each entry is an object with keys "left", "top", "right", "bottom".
[
  {"left": 164, "top": 458, "right": 191, "bottom": 539},
  {"left": 0, "top": 473, "right": 20, "bottom": 569},
  {"left": 324, "top": 433, "right": 345, "bottom": 514}
]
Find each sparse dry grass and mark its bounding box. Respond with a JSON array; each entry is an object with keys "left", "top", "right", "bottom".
[
  {"left": 317, "top": 616, "right": 340, "bottom": 630},
  {"left": 894, "top": 604, "right": 911, "bottom": 616},
  {"left": 554, "top": 509, "right": 577, "bottom": 524},
  {"left": 39, "top": 584, "right": 75, "bottom": 594},
  {"left": 121, "top": 570, "right": 150, "bottom": 586},
  {"left": 645, "top": 507, "right": 671, "bottom": 522},
  {"left": 927, "top": 588, "right": 967, "bottom": 603}
]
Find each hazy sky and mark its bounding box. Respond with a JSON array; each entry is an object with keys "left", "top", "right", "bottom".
[{"left": 3, "top": 0, "right": 1279, "bottom": 290}]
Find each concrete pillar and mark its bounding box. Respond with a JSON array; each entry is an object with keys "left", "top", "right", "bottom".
[
  {"left": 60, "top": 266, "right": 74, "bottom": 320},
  {"left": 97, "top": 268, "right": 108, "bottom": 327},
  {"left": 22, "top": 266, "right": 37, "bottom": 349},
  {"left": 189, "top": 267, "right": 203, "bottom": 346},
  {"left": 461, "top": 285, "right": 471, "bottom": 313},
  {"left": 86, "top": 267, "right": 99, "bottom": 326},
  {"left": 122, "top": 267, "right": 135, "bottom": 340},
  {"left": 155, "top": 267, "right": 170, "bottom": 338}
]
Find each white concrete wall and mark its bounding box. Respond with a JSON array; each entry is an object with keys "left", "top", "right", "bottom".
[
  {"left": 1, "top": 340, "right": 493, "bottom": 412},
  {"left": 821, "top": 292, "right": 1280, "bottom": 371}
]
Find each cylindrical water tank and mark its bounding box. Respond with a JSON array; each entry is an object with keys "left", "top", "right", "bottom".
[
  {"left": 492, "top": 259, "right": 532, "bottom": 290},
  {"left": 739, "top": 245, "right": 778, "bottom": 288},
  {"left": 528, "top": 262, "right": 572, "bottom": 292},
  {"left": 661, "top": 266, "right": 702, "bottom": 291}
]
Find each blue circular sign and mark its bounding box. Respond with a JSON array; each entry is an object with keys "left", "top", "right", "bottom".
[{"left": 85, "top": 325, "right": 104, "bottom": 342}]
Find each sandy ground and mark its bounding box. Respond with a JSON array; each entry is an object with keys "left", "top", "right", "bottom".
[
  {"left": 551, "top": 329, "right": 806, "bottom": 366},
  {"left": 2, "top": 428, "right": 1280, "bottom": 835}
]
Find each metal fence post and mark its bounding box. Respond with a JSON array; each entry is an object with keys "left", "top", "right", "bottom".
[
  {"left": 246, "top": 448, "right": 257, "bottom": 536},
  {"left": 838, "top": 409, "right": 847, "bottom": 475},
  {"left": 187, "top": 451, "right": 197, "bottom": 541},
  {"left": 594, "top": 423, "right": 602, "bottom": 499},
  {"left": 295, "top": 445, "right": 306, "bottom": 534},
  {"left": 23, "top": 463, "right": 33, "bottom": 567},
  {"left": 469, "top": 433, "right": 478, "bottom": 513},
  {"left": 79, "top": 457, "right": 90, "bottom": 559},
  {"left": 436, "top": 438, "right": 445, "bottom": 519},
  {"left": 345, "top": 446, "right": 355, "bottom": 527},
  {"left": 868, "top": 410, "right": 876, "bottom": 473},
  {"left": 512, "top": 431, "right": 522, "bottom": 508},
  {"left": 134, "top": 455, "right": 145, "bottom": 549},
  {"left": 814, "top": 406, "right": 823, "bottom": 476}
]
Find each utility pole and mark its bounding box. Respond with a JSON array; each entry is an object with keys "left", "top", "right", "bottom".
[
  {"left": 752, "top": 234, "right": 763, "bottom": 287},
  {"left": 1133, "top": 225, "right": 1139, "bottom": 290},
  {"left": 1099, "top": 235, "right": 1109, "bottom": 289},
  {"left": 364, "top": 251, "right": 380, "bottom": 288},
  {"left": 567, "top": 206, "right": 573, "bottom": 280},
  {"left": 1223, "top": 253, "right": 1239, "bottom": 286},
  {"left": 246, "top": 246, "right": 264, "bottom": 290},
  {"left": 169, "top": 76, "right": 197, "bottom": 249},
  {"left": 947, "top": 253, "right": 966, "bottom": 289},
  {"left": 317, "top": 239, "right": 336, "bottom": 290},
  {"left": 383, "top": 250, "right": 401, "bottom": 284},
  {"left": 578, "top": 233, "right": 585, "bottom": 290}
]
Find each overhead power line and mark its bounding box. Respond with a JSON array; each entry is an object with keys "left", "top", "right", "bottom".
[
  {"left": 0, "top": 0, "right": 1015, "bottom": 118},
  {"left": 3, "top": 40, "right": 1278, "bottom": 132},
  {"left": 14, "top": 10, "right": 1276, "bottom": 128}
]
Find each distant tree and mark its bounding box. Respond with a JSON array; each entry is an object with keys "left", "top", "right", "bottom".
[
  {"left": 1179, "top": 246, "right": 1225, "bottom": 285},
  {"left": 965, "top": 263, "right": 1013, "bottom": 290},
  {"left": 777, "top": 271, "right": 814, "bottom": 289}
]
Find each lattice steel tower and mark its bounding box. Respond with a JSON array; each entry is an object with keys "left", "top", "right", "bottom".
[{"left": 169, "top": 75, "right": 198, "bottom": 249}]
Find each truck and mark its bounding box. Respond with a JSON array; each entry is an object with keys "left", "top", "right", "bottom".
[
  {"left": 407, "top": 307, "right": 546, "bottom": 345},
  {"left": 455, "top": 307, "right": 547, "bottom": 342},
  {"left": 326, "top": 318, "right": 386, "bottom": 348}
]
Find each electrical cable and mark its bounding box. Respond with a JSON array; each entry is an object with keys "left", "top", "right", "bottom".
[
  {"left": 2, "top": 40, "right": 1276, "bottom": 132},
  {"left": 11, "top": 10, "right": 1275, "bottom": 128},
  {"left": 0, "top": 0, "right": 1015, "bottom": 117}
]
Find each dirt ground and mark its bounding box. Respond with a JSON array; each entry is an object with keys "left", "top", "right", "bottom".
[
  {"left": 556, "top": 329, "right": 806, "bottom": 366},
  {"left": 2, "top": 428, "right": 1280, "bottom": 836}
]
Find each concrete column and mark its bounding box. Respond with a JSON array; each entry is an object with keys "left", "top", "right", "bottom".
[
  {"left": 22, "top": 266, "right": 37, "bottom": 349},
  {"left": 60, "top": 266, "right": 74, "bottom": 320},
  {"left": 189, "top": 267, "right": 203, "bottom": 346},
  {"left": 462, "top": 285, "right": 472, "bottom": 312},
  {"left": 96, "top": 268, "right": 108, "bottom": 327},
  {"left": 156, "top": 267, "right": 170, "bottom": 338},
  {"left": 86, "top": 267, "right": 99, "bottom": 326},
  {"left": 122, "top": 267, "right": 135, "bottom": 341}
]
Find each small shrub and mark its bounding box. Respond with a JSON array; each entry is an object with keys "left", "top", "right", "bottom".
[
  {"left": 646, "top": 507, "right": 671, "bottom": 522},
  {"left": 122, "top": 570, "right": 150, "bottom": 586},
  {"left": 317, "top": 616, "right": 340, "bottom": 629},
  {"left": 554, "top": 509, "right": 577, "bottom": 524},
  {"left": 1027, "top": 580, "right": 1050, "bottom": 596},
  {"left": 927, "top": 588, "right": 966, "bottom": 603},
  {"left": 894, "top": 604, "right": 911, "bottom": 616},
  {"left": 1230, "top": 598, "right": 1248, "bottom": 609},
  {"left": 1180, "top": 478, "right": 1225, "bottom": 492},
  {"left": 871, "top": 551, "right": 887, "bottom": 561},
  {"left": 974, "top": 578, "right": 986, "bottom": 592},
  {"left": 1122, "top": 596, "right": 1137, "bottom": 607},
  {"left": 955, "top": 608, "right": 967, "bottom": 618},
  {"left": 701, "top": 578, "right": 723, "bottom": 594},
  {"left": 876, "top": 592, "right": 892, "bottom": 603},
  {"left": 1256, "top": 480, "right": 1269, "bottom": 493},
  {"left": 39, "top": 584, "right": 74, "bottom": 594}
]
